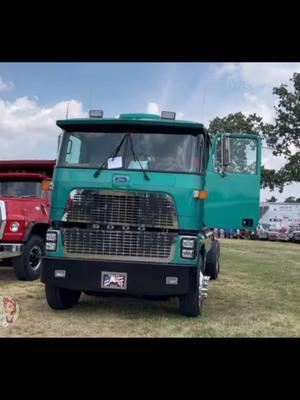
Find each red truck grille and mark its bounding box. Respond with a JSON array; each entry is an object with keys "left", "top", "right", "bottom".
[{"left": 0, "top": 201, "right": 6, "bottom": 240}]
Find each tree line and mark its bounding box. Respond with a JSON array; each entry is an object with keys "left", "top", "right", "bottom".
[{"left": 208, "top": 72, "right": 300, "bottom": 194}]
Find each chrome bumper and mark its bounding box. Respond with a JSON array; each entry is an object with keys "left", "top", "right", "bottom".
[{"left": 0, "top": 243, "right": 23, "bottom": 259}]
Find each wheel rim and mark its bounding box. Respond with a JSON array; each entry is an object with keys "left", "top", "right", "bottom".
[
  {"left": 29, "top": 245, "right": 43, "bottom": 271},
  {"left": 199, "top": 271, "right": 203, "bottom": 303}
]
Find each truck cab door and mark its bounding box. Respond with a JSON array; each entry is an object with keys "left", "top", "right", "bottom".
[{"left": 204, "top": 133, "right": 261, "bottom": 230}]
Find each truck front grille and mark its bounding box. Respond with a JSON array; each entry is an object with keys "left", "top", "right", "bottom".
[
  {"left": 0, "top": 200, "right": 6, "bottom": 240},
  {"left": 62, "top": 228, "right": 176, "bottom": 262},
  {"left": 63, "top": 189, "right": 178, "bottom": 229}
]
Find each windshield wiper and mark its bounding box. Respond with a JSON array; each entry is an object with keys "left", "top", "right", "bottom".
[
  {"left": 93, "top": 133, "right": 128, "bottom": 178},
  {"left": 128, "top": 134, "right": 150, "bottom": 181}
]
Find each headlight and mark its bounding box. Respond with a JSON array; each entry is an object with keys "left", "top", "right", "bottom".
[
  {"left": 10, "top": 222, "right": 20, "bottom": 232},
  {"left": 182, "top": 239, "right": 195, "bottom": 249},
  {"left": 46, "top": 230, "right": 58, "bottom": 252},
  {"left": 46, "top": 232, "right": 58, "bottom": 242},
  {"left": 46, "top": 242, "right": 57, "bottom": 251},
  {"left": 181, "top": 237, "right": 196, "bottom": 259},
  {"left": 181, "top": 249, "right": 195, "bottom": 259}
]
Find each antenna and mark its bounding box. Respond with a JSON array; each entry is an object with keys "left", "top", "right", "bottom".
[
  {"left": 200, "top": 85, "right": 207, "bottom": 122},
  {"left": 66, "top": 102, "right": 70, "bottom": 119}
]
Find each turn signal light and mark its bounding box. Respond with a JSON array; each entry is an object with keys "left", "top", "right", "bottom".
[
  {"left": 41, "top": 180, "right": 53, "bottom": 191},
  {"left": 199, "top": 190, "right": 208, "bottom": 199},
  {"left": 193, "top": 190, "right": 208, "bottom": 199}
]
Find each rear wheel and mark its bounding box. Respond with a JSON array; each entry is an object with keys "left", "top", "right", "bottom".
[
  {"left": 45, "top": 284, "right": 81, "bottom": 309},
  {"left": 205, "top": 240, "right": 220, "bottom": 280},
  {"left": 13, "top": 234, "right": 45, "bottom": 281}
]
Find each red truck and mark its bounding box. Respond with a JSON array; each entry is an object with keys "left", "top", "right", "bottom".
[{"left": 0, "top": 160, "right": 55, "bottom": 280}]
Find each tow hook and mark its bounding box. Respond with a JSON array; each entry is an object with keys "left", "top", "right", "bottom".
[{"left": 199, "top": 272, "right": 210, "bottom": 299}]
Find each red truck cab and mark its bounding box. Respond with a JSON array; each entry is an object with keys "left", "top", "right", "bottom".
[{"left": 0, "top": 160, "right": 55, "bottom": 280}]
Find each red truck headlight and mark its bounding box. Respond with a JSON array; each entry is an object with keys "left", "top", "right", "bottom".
[{"left": 9, "top": 222, "right": 20, "bottom": 233}]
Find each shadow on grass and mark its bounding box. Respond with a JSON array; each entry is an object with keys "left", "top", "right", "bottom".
[
  {"left": 72, "top": 294, "right": 181, "bottom": 319},
  {"left": 0, "top": 266, "right": 16, "bottom": 281}
]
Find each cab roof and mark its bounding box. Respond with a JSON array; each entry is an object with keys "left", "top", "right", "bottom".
[{"left": 57, "top": 113, "right": 206, "bottom": 131}]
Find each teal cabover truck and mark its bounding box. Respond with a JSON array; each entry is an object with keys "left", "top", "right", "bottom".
[{"left": 41, "top": 111, "right": 261, "bottom": 317}]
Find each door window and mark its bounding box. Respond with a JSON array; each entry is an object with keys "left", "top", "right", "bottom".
[{"left": 214, "top": 136, "right": 258, "bottom": 175}]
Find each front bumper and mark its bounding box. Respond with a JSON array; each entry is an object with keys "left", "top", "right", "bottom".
[
  {"left": 41, "top": 257, "right": 198, "bottom": 296},
  {"left": 0, "top": 243, "right": 23, "bottom": 259}
]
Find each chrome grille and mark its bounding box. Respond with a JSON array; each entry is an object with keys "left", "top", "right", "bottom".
[
  {"left": 0, "top": 201, "right": 6, "bottom": 240},
  {"left": 63, "top": 228, "right": 176, "bottom": 262},
  {"left": 63, "top": 189, "right": 178, "bottom": 229}
]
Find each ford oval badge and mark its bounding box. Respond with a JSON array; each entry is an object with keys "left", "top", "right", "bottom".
[{"left": 113, "top": 175, "right": 130, "bottom": 184}]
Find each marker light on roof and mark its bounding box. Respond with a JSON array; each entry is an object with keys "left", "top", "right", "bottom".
[
  {"left": 161, "top": 111, "right": 176, "bottom": 120},
  {"left": 89, "top": 109, "right": 103, "bottom": 118}
]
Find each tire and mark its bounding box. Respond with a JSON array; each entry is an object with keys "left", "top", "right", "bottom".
[
  {"left": 205, "top": 240, "right": 220, "bottom": 280},
  {"left": 13, "top": 234, "right": 45, "bottom": 281},
  {"left": 45, "top": 284, "right": 81, "bottom": 310},
  {"left": 179, "top": 263, "right": 203, "bottom": 317}
]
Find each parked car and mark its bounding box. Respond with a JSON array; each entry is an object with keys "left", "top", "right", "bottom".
[
  {"left": 256, "top": 223, "right": 270, "bottom": 240},
  {"left": 277, "top": 227, "right": 290, "bottom": 241},
  {"left": 293, "top": 230, "right": 300, "bottom": 243},
  {"left": 268, "top": 229, "right": 280, "bottom": 241},
  {"left": 288, "top": 225, "right": 300, "bottom": 243}
]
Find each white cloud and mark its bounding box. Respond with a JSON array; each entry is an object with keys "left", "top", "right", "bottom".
[
  {"left": 214, "top": 63, "right": 239, "bottom": 79},
  {"left": 242, "top": 92, "right": 274, "bottom": 123},
  {"left": 0, "top": 76, "right": 14, "bottom": 91},
  {"left": 146, "top": 102, "right": 184, "bottom": 120},
  {"left": 261, "top": 182, "right": 300, "bottom": 202},
  {"left": 147, "top": 102, "right": 160, "bottom": 114},
  {"left": 214, "top": 63, "right": 300, "bottom": 88},
  {"left": 0, "top": 96, "right": 86, "bottom": 159},
  {"left": 262, "top": 148, "right": 286, "bottom": 170}
]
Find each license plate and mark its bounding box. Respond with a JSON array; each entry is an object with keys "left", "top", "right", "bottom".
[{"left": 101, "top": 271, "right": 127, "bottom": 290}]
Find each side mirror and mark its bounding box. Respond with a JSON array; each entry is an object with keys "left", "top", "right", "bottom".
[
  {"left": 215, "top": 134, "right": 232, "bottom": 176},
  {"left": 222, "top": 135, "right": 231, "bottom": 166}
]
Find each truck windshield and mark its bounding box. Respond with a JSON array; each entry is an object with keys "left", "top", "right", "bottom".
[
  {"left": 0, "top": 181, "right": 42, "bottom": 197},
  {"left": 58, "top": 131, "right": 203, "bottom": 173}
]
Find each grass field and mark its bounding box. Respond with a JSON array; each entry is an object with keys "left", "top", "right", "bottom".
[{"left": 0, "top": 239, "right": 299, "bottom": 337}]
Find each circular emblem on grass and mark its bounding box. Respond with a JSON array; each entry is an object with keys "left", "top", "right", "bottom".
[{"left": 0, "top": 295, "right": 19, "bottom": 328}]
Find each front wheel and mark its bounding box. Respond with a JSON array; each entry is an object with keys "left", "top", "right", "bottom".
[
  {"left": 179, "top": 270, "right": 204, "bottom": 317},
  {"left": 179, "top": 290, "right": 202, "bottom": 317},
  {"left": 13, "top": 234, "right": 45, "bottom": 281},
  {"left": 45, "top": 285, "right": 81, "bottom": 309}
]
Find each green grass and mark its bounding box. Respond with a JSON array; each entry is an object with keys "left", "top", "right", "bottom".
[{"left": 0, "top": 239, "right": 299, "bottom": 337}]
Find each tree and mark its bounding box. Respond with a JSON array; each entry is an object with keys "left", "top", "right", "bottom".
[
  {"left": 208, "top": 112, "right": 264, "bottom": 136},
  {"left": 266, "top": 196, "right": 277, "bottom": 202},
  {"left": 263, "top": 72, "right": 300, "bottom": 191},
  {"left": 284, "top": 196, "right": 296, "bottom": 202}
]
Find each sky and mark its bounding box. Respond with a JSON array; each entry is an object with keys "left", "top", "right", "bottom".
[{"left": 0, "top": 62, "right": 299, "bottom": 201}]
